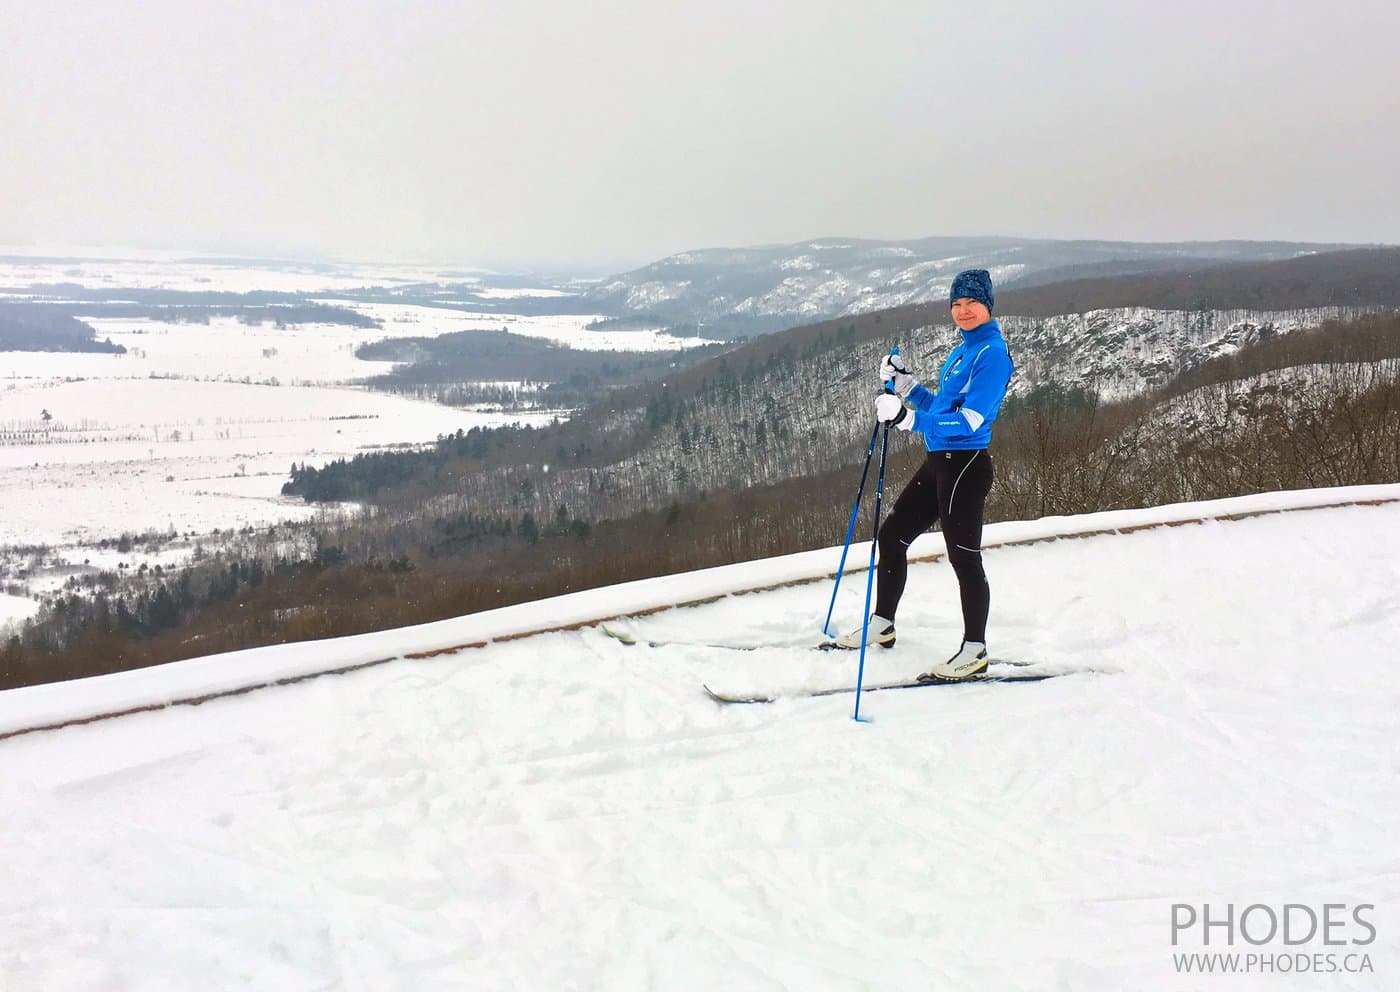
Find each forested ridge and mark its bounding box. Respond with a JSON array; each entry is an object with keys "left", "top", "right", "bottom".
[
  {"left": 358, "top": 328, "right": 729, "bottom": 408},
  {"left": 992, "top": 247, "right": 1400, "bottom": 316}
]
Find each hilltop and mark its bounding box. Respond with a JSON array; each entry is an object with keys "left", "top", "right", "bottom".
[{"left": 3, "top": 488, "right": 1397, "bottom": 989}]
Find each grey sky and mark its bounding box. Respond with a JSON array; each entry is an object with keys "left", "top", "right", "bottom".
[{"left": 3, "top": 0, "right": 1397, "bottom": 269}]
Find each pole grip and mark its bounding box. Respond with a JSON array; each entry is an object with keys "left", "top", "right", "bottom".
[{"left": 884, "top": 345, "right": 900, "bottom": 394}]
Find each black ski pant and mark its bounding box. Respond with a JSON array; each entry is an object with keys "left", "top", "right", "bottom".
[{"left": 874, "top": 448, "right": 994, "bottom": 643}]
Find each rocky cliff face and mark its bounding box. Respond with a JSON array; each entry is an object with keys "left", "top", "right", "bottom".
[{"left": 999, "top": 306, "right": 1381, "bottom": 399}]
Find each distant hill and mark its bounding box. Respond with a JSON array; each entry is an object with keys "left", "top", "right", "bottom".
[
  {"left": 583, "top": 236, "right": 1370, "bottom": 337},
  {"left": 1, "top": 287, "right": 384, "bottom": 330},
  {"left": 994, "top": 247, "right": 1400, "bottom": 316}
]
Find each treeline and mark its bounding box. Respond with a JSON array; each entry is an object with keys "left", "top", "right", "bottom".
[
  {"left": 7, "top": 277, "right": 601, "bottom": 319},
  {"left": 73, "top": 303, "right": 378, "bottom": 328},
  {"left": 136, "top": 304, "right": 381, "bottom": 328},
  {"left": 12, "top": 284, "right": 308, "bottom": 304},
  {"left": 282, "top": 425, "right": 537, "bottom": 503},
  {"left": 0, "top": 304, "right": 125, "bottom": 353},
  {"left": 338, "top": 285, "right": 600, "bottom": 317},
  {"left": 375, "top": 382, "right": 550, "bottom": 409},
  {"left": 992, "top": 247, "right": 1400, "bottom": 318},
  {"left": 359, "top": 328, "right": 729, "bottom": 387}
]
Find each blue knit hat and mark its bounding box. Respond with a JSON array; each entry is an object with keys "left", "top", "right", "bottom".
[{"left": 949, "top": 268, "right": 994, "bottom": 312}]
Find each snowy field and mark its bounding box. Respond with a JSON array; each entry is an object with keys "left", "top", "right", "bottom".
[
  {"left": 1, "top": 487, "right": 1396, "bottom": 990},
  {"left": 0, "top": 315, "right": 563, "bottom": 609},
  {"left": 0, "top": 376, "right": 553, "bottom": 547}
]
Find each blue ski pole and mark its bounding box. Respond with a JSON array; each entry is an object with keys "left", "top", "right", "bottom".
[
  {"left": 822, "top": 419, "right": 880, "bottom": 638},
  {"left": 853, "top": 421, "right": 892, "bottom": 723},
  {"left": 823, "top": 347, "right": 901, "bottom": 639}
]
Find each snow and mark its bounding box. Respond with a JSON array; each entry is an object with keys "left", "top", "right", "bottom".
[
  {"left": 625, "top": 281, "right": 689, "bottom": 308},
  {"left": 0, "top": 377, "right": 559, "bottom": 546},
  {"left": 0, "top": 592, "right": 39, "bottom": 633},
  {"left": 469, "top": 286, "right": 574, "bottom": 299},
  {"left": 2, "top": 485, "right": 1398, "bottom": 989}
]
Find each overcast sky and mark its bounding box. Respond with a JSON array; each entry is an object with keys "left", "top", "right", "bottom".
[{"left": 3, "top": 0, "right": 1397, "bottom": 270}]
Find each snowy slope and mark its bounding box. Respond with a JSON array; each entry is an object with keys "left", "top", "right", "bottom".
[
  {"left": 998, "top": 305, "right": 1385, "bottom": 399},
  {"left": 2, "top": 487, "right": 1398, "bottom": 990}
]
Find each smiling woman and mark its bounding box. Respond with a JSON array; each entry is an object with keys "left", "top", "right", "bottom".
[{"left": 836, "top": 268, "right": 1016, "bottom": 682}]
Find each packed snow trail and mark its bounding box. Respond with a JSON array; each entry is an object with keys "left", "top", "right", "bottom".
[{"left": 2, "top": 497, "right": 1398, "bottom": 989}]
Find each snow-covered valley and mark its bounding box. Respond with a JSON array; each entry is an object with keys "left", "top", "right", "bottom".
[
  {"left": 0, "top": 251, "right": 724, "bottom": 627},
  {"left": 0, "top": 310, "right": 566, "bottom": 627},
  {"left": 2, "top": 487, "right": 1396, "bottom": 990}
]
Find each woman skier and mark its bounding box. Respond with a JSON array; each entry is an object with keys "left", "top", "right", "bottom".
[{"left": 833, "top": 268, "right": 1014, "bottom": 682}]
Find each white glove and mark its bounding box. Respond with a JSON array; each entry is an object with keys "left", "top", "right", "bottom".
[
  {"left": 879, "top": 351, "right": 917, "bottom": 398},
  {"left": 875, "top": 392, "right": 911, "bottom": 429}
]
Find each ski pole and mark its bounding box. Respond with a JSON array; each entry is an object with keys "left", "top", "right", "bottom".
[
  {"left": 822, "top": 419, "right": 880, "bottom": 638},
  {"left": 853, "top": 420, "right": 891, "bottom": 723},
  {"left": 822, "top": 347, "right": 900, "bottom": 638}
]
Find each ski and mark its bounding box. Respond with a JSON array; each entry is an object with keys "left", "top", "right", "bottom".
[
  {"left": 601, "top": 624, "right": 812, "bottom": 652},
  {"left": 600, "top": 623, "right": 1033, "bottom": 663},
  {"left": 702, "top": 670, "right": 1083, "bottom": 705}
]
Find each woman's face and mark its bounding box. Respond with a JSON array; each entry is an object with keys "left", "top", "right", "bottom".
[{"left": 950, "top": 298, "right": 991, "bottom": 331}]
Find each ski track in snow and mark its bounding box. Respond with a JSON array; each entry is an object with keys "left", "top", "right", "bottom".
[{"left": 2, "top": 502, "right": 1399, "bottom": 989}]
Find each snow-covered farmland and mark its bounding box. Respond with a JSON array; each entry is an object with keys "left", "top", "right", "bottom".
[
  {"left": 0, "top": 296, "right": 575, "bottom": 550},
  {"left": 0, "top": 376, "right": 555, "bottom": 545},
  {"left": 4, "top": 316, "right": 402, "bottom": 386}
]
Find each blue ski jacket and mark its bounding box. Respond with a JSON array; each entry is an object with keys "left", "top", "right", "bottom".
[{"left": 904, "top": 320, "right": 1014, "bottom": 451}]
